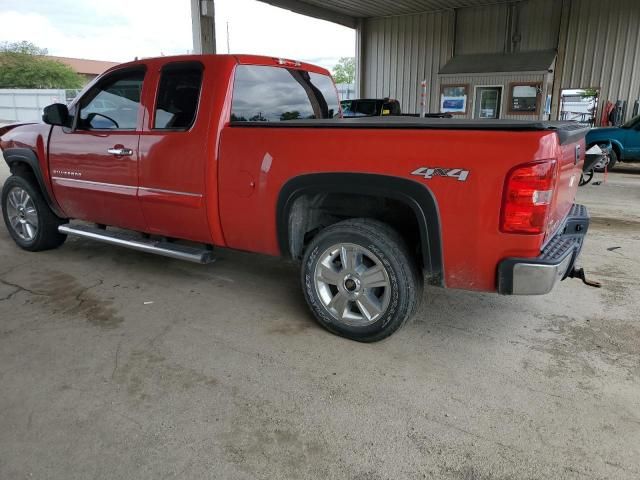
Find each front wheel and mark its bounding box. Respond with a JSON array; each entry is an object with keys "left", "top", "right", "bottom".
[
  {"left": 301, "top": 219, "right": 422, "bottom": 342},
  {"left": 2, "top": 175, "right": 67, "bottom": 251},
  {"left": 594, "top": 144, "right": 617, "bottom": 172}
]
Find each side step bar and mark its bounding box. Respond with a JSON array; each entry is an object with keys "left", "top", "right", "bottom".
[{"left": 59, "top": 224, "right": 215, "bottom": 264}]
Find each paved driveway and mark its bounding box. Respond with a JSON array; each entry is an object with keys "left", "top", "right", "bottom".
[{"left": 0, "top": 159, "right": 639, "bottom": 479}]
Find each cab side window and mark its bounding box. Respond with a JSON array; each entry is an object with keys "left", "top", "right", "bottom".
[
  {"left": 78, "top": 69, "right": 145, "bottom": 130},
  {"left": 154, "top": 62, "right": 203, "bottom": 130},
  {"left": 230, "top": 65, "right": 340, "bottom": 122}
]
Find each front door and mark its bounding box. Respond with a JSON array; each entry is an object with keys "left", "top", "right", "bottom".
[
  {"left": 474, "top": 87, "right": 502, "bottom": 119},
  {"left": 49, "top": 67, "right": 147, "bottom": 230}
]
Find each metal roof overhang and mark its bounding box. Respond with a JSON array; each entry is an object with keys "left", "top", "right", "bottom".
[
  {"left": 440, "top": 50, "right": 558, "bottom": 74},
  {"left": 256, "top": 0, "right": 516, "bottom": 27}
]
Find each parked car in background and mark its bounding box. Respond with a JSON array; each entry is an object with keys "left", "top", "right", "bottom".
[
  {"left": 341, "top": 98, "right": 453, "bottom": 119},
  {"left": 340, "top": 98, "right": 401, "bottom": 117},
  {"left": 586, "top": 114, "right": 640, "bottom": 170}
]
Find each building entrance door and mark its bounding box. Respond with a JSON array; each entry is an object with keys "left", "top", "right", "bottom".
[{"left": 474, "top": 87, "right": 502, "bottom": 119}]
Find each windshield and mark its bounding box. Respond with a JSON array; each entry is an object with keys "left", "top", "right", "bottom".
[{"left": 621, "top": 115, "right": 640, "bottom": 128}]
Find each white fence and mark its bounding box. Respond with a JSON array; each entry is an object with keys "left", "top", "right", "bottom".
[{"left": 0, "top": 89, "right": 76, "bottom": 123}]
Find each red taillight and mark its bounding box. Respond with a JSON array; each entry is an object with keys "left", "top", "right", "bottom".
[{"left": 500, "top": 160, "right": 557, "bottom": 234}]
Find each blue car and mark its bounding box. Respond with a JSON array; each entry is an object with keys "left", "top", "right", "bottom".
[{"left": 586, "top": 115, "right": 640, "bottom": 170}]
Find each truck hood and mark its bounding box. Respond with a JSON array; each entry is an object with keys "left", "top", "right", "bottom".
[
  {"left": 0, "top": 122, "right": 37, "bottom": 139},
  {"left": 0, "top": 122, "right": 50, "bottom": 151}
]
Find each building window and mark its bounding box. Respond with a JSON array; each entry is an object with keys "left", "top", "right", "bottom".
[
  {"left": 154, "top": 62, "right": 203, "bottom": 130},
  {"left": 509, "top": 83, "right": 541, "bottom": 114},
  {"left": 440, "top": 84, "right": 469, "bottom": 114}
]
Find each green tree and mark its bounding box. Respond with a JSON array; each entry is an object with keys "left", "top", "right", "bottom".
[
  {"left": 280, "top": 111, "right": 300, "bottom": 121},
  {"left": 0, "top": 41, "right": 83, "bottom": 89},
  {"left": 332, "top": 57, "right": 355, "bottom": 84}
]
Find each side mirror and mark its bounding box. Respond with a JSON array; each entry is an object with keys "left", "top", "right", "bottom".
[{"left": 42, "top": 103, "right": 70, "bottom": 127}]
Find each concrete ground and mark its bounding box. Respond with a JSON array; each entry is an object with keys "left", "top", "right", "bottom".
[{"left": 0, "top": 159, "right": 638, "bottom": 480}]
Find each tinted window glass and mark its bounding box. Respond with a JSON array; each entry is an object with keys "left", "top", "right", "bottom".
[
  {"left": 154, "top": 63, "right": 203, "bottom": 129},
  {"left": 356, "top": 101, "right": 379, "bottom": 116},
  {"left": 79, "top": 69, "right": 145, "bottom": 130},
  {"left": 231, "top": 65, "right": 339, "bottom": 122}
]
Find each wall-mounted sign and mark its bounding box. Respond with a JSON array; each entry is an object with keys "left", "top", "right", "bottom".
[
  {"left": 440, "top": 84, "right": 468, "bottom": 114},
  {"left": 510, "top": 84, "right": 540, "bottom": 113}
]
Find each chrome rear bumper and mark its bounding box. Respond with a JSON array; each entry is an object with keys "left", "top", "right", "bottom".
[{"left": 497, "top": 204, "right": 589, "bottom": 295}]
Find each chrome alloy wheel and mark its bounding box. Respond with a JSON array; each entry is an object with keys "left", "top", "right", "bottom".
[
  {"left": 6, "top": 186, "right": 39, "bottom": 242},
  {"left": 314, "top": 243, "right": 391, "bottom": 326}
]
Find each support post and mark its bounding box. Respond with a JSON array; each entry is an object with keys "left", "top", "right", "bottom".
[
  {"left": 355, "top": 18, "right": 365, "bottom": 98},
  {"left": 191, "top": 0, "right": 216, "bottom": 54}
]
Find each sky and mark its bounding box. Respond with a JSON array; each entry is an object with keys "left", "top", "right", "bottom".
[{"left": 0, "top": 0, "right": 355, "bottom": 70}]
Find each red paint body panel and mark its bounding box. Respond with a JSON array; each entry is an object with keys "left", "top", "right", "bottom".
[
  {"left": 0, "top": 122, "right": 64, "bottom": 214},
  {"left": 0, "top": 54, "right": 586, "bottom": 294},
  {"left": 48, "top": 128, "right": 147, "bottom": 230},
  {"left": 218, "top": 127, "right": 560, "bottom": 291}
]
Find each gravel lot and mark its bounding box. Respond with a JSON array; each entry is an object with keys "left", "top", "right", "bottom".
[{"left": 0, "top": 158, "right": 638, "bottom": 479}]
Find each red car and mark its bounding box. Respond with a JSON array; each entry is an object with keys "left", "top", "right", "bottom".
[{"left": 1, "top": 54, "right": 591, "bottom": 342}]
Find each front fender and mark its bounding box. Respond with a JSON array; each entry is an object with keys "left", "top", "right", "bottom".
[
  {"left": 2, "top": 147, "right": 66, "bottom": 218},
  {"left": 586, "top": 132, "right": 625, "bottom": 158}
]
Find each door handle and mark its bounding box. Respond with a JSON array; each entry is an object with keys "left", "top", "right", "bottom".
[{"left": 107, "top": 147, "right": 133, "bottom": 156}]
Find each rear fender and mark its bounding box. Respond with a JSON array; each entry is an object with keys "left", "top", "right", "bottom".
[{"left": 277, "top": 173, "right": 444, "bottom": 286}]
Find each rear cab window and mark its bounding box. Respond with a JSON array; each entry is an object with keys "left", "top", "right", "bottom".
[
  {"left": 230, "top": 65, "right": 339, "bottom": 122},
  {"left": 153, "top": 62, "right": 203, "bottom": 130}
]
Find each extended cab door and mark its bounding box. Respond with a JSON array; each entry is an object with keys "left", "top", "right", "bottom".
[
  {"left": 137, "top": 61, "right": 212, "bottom": 243},
  {"left": 218, "top": 63, "right": 340, "bottom": 254},
  {"left": 49, "top": 67, "right": 147, "bottom": 230}
]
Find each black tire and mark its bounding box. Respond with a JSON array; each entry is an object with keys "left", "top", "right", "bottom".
[
  {"left": 301, "top": 218, "right": 422, "bottom": 342},
  {"left": 1, "top": 175, "right": 67, "bottom": 251},
  {"left": 594, "top": 144, "right": 618, "bottom": 172}
]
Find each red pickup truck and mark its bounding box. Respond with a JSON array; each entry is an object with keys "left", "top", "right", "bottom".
[{"left": 1, "top": 54, "right": 591, "bottom": 342}]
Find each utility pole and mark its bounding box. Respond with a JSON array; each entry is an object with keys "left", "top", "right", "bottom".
[{"left": 226, "top": 21, "right": 231, "bottom": 54}]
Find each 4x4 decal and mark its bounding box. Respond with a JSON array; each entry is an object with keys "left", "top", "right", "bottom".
[{"left": 411, "top": 167, "right": 470, "bottom": 182}]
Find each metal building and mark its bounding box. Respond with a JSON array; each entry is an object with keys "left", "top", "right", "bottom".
[{"left": 237, "top": 0, "right": 640, "bottom": 125}]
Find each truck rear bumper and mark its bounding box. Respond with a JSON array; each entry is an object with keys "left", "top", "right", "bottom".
[{"left": 497, "top": 204, "right": 589, "bottom": 295}]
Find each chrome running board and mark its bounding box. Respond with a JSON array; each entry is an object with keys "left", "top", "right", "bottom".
[{"left": 58, "top": 224, "right": 215, "bottom": 264}]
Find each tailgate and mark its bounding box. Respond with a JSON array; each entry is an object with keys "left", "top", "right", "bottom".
[{"left": 546, "top": 124, "right": 589, "bottom": 240}]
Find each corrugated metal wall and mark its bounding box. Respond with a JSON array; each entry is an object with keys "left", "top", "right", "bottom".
[
  {"left": 362, "top": 11, "right": 454, "bottom": 114},
  {"left": 454, "top": 3, "right": 508, "bottom": 55},
  {"left": 360, "top": 0, "right": 640, "bottom": 121},
  {"left": 454, "top": 0, "right": 561, "bottom": 55},
  {"left": 517, "top": 0, "right": 562, "bottom": 52},
  {"left": 554, "top": 0, "right": 640, "bottom": 120}
]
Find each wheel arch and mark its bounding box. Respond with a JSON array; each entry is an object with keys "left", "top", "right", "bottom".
[
  {"left": 2, "top": 147, "right": 65, "bottom": 218},
  {"left": 589, "top": 139, "right": 623, "bottom": 160},
  {"left": 276, "top": 173, "right": 444, "bottom": 286}
]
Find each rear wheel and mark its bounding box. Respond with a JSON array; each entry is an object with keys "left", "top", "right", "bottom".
[
  {"left": 2, "top": 175, "right": 67, "bottom": 251},
  {"left": 301, "top": 218, "right": 421, "bottom": 342}
]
